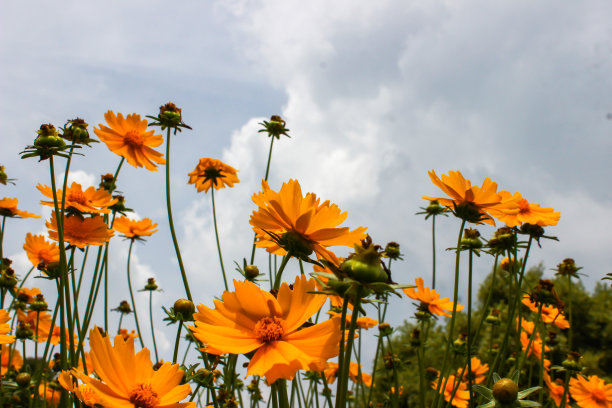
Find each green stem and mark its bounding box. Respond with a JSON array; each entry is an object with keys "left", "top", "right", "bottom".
[
  {"left": 172, "top": 320, "right": 183, "bottom": 363},
  {"left": 149, "top": 290, "right": 159, "bottom": 362},
  {"left": 164, "top": 128, "right": 192, "bottom": 301},
  {"left": 567, "top": 275, "right": 573, "bottom": 350},
  {"left": 249, "top": 136, "right": 275, "bottom": 264},
  {"left": 432, "top": 214, "right": 437, "bottom": 289},
  {"left": 126, "top": 239, "right": 145, "bottom": 348},
  {"left": 467, "top": 249, "right": 474, "bottom": 405},
  {"left": 432, "top": 219, "right": 466, "bottom": 408},
  {"left": 272, "top": 254, "right": 291, "bottom": 291},
  {"left": 211, "top": 189, "right": 229, "bottom": 291},
  {"left": 472, "top": 255, "right": 499, "bottom": 343},
  {"left": 336, "top": 291, "right": 361, "bottom": 408}
]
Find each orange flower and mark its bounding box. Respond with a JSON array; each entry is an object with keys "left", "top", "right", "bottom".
[
  {"left": 545, "top": 377, "right": 569, "bottom": 407},
  {"left": 187, "top": 158, "right": 240, "bottom": 193},
  {"left": 0, "top": 197, "right": 39, "bottom": 219},
  {"left": 489, "top": 191, "right": 560, "bottom": 227},
  {"left": 324, "top": 362, "right": 372, "bottom": 387},
  {"left": 15, "top": 287, "right": 42, "bottom": 304},
  {"left": 58, "top": 372, "right": 99, "bottom": 407},
  {"left": 117, "top": 328, "right": 139, "bottom": 341},
  {"left": 94, "top": 111, "right": 166, "bottom": 171},
  {"left": 46, "top": 212, "right": 114, "bottom": 248},
  {"left": 190, "top": 275, "right": 341, "bottom": 384},
  {"left": 433, "top": 375, "right": 470, "bottom": 408},
  {"left": 0, "top": 309, "right": 15, "bottom": 344},
  {"left": 37, "top": 182, "right": 117, "bottom": 214},
  {"left": 23, "top": 233, "right": 60, "bottom": 267},
  {"left": 404, "top": 277, "right": 464, "bottom": 317},
  {"left": 462, "top": 356, "right": 488, "bottom": 384},
  {"left": 39, "top": 383, "right": 61, "bottom": 407},
  {"left": 522, "top": 296, "right": 569, "bottom": 329},
  {"left": 569, "top": 375, "right": 612, "bottom": 408},
  {"left": 114, "top": 217, "right": 158, "bottom": 239},
  {"left": 250, "top": 179, "right": 367, "bottom": 260},
  {"left": 422, "top": 170, "right": 517, "bottom": 225},
  {"left": 520, "top": 331, "right": 550, "bottom": 360},
  {"left": 65, "top": 328, "right": 194, "bottom": 408},
  {"left": 1, "top": 347, "right": 23, "bottom": 376},
  {"left": 18, "top": 310, "right": 53, "bottom": 343}
]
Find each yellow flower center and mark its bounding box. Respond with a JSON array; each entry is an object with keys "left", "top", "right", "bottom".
[
  {"left": 254, "top": 316, "right": 284, "bottom": 343},
  {"left": 124, "top": 130, "right": 145, "bottom": 147},
  {"left": 591, "top": 388, "right": 606, "bottom": 404},
  {"left": 129, "top": 384, "right": 159, "bottom": 408}
]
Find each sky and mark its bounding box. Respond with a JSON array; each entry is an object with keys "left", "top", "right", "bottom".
[{"left": 1, "top": 0, "right": 611, "bottom": 371}]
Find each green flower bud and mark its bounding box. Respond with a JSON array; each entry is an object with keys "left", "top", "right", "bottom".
[
  {"left": 244, "top": 265, "right": 260, "bottom": 279},
  {"left": 492, "top": 378, "right": 519, "bottom": 404},
  {"left": 16, "top": 372, "right": 31, "bottom": 387},
  {"left": 174, "top": 298, "right": 195, "bottom": 321}
]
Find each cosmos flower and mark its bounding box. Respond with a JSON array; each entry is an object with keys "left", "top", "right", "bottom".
[
  {"left": 250, "top": 179, "right": 367, "bottom": 260},
  {"left": 522, "top": 296, "right": 569, "bottom": 329},
  {"left": 462, "top": 356, "right": 488, "bottom": 384},
  {"left": 190, "top": 275, "right": 341, "bottom": 384},
  {"left": 545, "top": 376, "right": 569, "bottom": 407},
  {"left": 0, "top": 309, "right": 15, "bottom": 344},
  {"left": 94, "top": 111, "right": 166, "bottom": 171},
  {"left": 65, "top": 328, "right": 194, "bottom": 408},
  {"left": 422, "top": 170, "right": 518, "bottom": 225},
  {"left": 113, "top": 217, "right": 158, "bottom": 239},
  {"left": 569, "top": 375, "right": 612, "bottom": 408},
  {"left": 187, "top": 158, "right": 240, "bottom": 193},
  {"left": 1, "top": 347, "right": 23, "bottom": 376},
  {"left": 0, "top": 197, "right": 39, "bottom": 219},
  {"left": 37, "top": 182, "right": 117, "bottom": 214},
  {"left": 324, "top": 362, "right": 372, "bottom": 387},
  {"left": 23, "top": 233, "right": 60, "bottom": 267},
  {"left": 433, "top": 375, "right": 470, "bottom": 408},
  {"left": 404, "top": 277, "right": 464, "bottom": 317},
  {"left": 489, "top": 191, "right": 560, "bottom": 227},
  {"left": 46, "top": 212, "right": 114, "bottom": 248}
]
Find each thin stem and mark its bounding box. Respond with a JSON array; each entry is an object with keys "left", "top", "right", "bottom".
[
  {"left": 467, "top": 249, "right": 474, "bottom": 405},
  {"left": 149, "top": 290, "right": 159, "bottom": 362},
  {"left": 172, "top": 320, "right": 183, "bottom": 363},
  {"left": 165, "top": 128, "right": 192, "bottom": 301},
  {"left": 272, "top": 254, "right": 291, "bottom": 291},
  {"left": 211, "top": 189, "right": 229, "bottom": 291},
  {"left": 126, "top": 239, "right": 145, "bottom": 348},
  {"left": 432, "top": 219, "right": 466, "bottom": 408},
  {"left": 336, "top": 290, "right": 361, "bottom": 408},
  {"left": 432, "top": 214, "right": 437, "bottom": 289},
  {"left": 249, "top": 137, "right": 276, "bottom": 264}
]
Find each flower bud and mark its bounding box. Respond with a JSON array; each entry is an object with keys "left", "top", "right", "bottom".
[
  {"left": 383, "top": 242, "right": 402, "bottom": 260},
  {"left": 115, "top": 300, "right": 132, "bottom": 314},
  {"left": 425, "top": 200, "right": 446, "bottom": 217},
  {"left": 144, "top": 277, "right": 159, "bottom": 291},
  {"left": 561, "top": 351, "right": 582, "bottom": 372},
  {"left": 158, "top": 102, "right": 183, "bottom": 128},
  {"left": 378, "top": 322, "right": 393, "bottom": 337},
  {"left": 62, "top": 118, "right": 90, "bottom": 144},
  {"left": 99, "top": 173, "right": 116, "bottom": 192},
  {"left": 30, "top": 294, "right": 48, "bottom": 312},
  {"left": 461, "top": 228, "right": 482, "bottom": 249},
  {"left": 341, "top": 242, "right": 387, "bottom": 283},
  {"left": 16, "top": 322, "right": 34, "bottom": 340},
  {"left": 259, "top": 115, "right": 290, "bottom": 139},
  {"left": 244, "top": 265, "right": 260, "bottom": 279},
  {"left": 34, "top": 123, "right": 65, "bottom": 149},
  {"left": 278, "top": 231, "right": 313, "bottom": 260},
  {"left": 16, "top": 372, "right": 31, "bottom": 387},
  {"left": 488, "top": 227, "right": 516, "bottom": 253},
  {"left": 519, "top": 223, "right": 544, "bottom": 239},
  {"left": 174, "top": 298, "right": 195, "bottom": 321},
  {"left": 0, "top": 165, "right": 8, "bottom": 185},
  {"left": 555, "top": 258, "right": 581, "bottom": 278},
  {"left": 454, "top": 202, "right": 483, "bottom": 224},
  {"left": 492, "top": 378, "right": 519, "bottom": 404}
]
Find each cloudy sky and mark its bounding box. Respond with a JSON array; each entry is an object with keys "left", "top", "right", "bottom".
[{"left": 1, "top": 0, "right": 611, "bottom": 367}]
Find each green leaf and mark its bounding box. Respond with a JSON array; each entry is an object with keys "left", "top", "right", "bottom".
[
  {"left": 518, "top": 400, "right": 541, "bottom": 407},
  {"left": 476, "top": 401, "right": 496, "bottom": 408},
  {"left": 518, "top": 386, "right": 541, "bottom": 399},
  {"left": 472, "top": 385, "right": 493, "bottom": 400}
]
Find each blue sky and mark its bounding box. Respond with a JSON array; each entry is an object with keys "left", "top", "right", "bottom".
[{"left": 2, "top": 0, "right": 611, "bottom": 365}]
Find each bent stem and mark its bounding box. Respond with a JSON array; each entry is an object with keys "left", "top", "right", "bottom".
[
  {"left": 165, "top": 128, "right": 192, "bottom": 301},
  {"left": 126, "top": 239, "right": 145, "bottom": 348},
  {"left": 211, "top": 188, "right": 229, "bottom": 291}
]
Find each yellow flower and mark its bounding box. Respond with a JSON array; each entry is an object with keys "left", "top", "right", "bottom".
[
  {"left": 114, "top": 217, "right": 158, "bottom": 239},
  {"left": 488, "top": 191, "right": 560, "bottom": 227},
  {"left": 23, "top": 233, "right": 60, "bottom": 267},
  {"left": 1, "top": 347, "right": 22, "bottom": 376},
  {"left": 187, "top": 158, "right": 240, "bottom": 193},
  {"left": 324, "top": 362, "right": 372, "bottom": 387},
  {"left": 522, "top": 296, "right": 569, "bottom": 329},
  {"left": 423, "top": 170, "right": 517, "bottom": 224},
  {"left": 65, "top": 328, "right": 195, "bottom": 408},
  {"left": 569, "top": 375, "right": 612, "bottom": 408},
  {"left": 94, "top": 111, "right": 166, "bottom": 171},
  {"left": 37, "top": 182, "right": 117, "bottom": 214},
  {"left": 190, "top": 275, "right": 341, "bottom": 384},
  {"left": 462, "top": 356, "right": 488, "bottom": 384},
  {"left": 0, "top": 309, "right": 15, "bottom": 345},
  {"left": 0, "top": 197, "right": 39, "bottom": 219},
  {"left": 404, "top": 277, "right": 464, "bottom": 317},
  {"left": 46, "top": 212, "right": 114, "bottom": 248},
  {"left": 250, "top": 179, "right": 367, "bottom": 260},
  {"left": 545, "top": 376, "right": 569, "bottom": 407},
  {"left": 433, "top": 374, "right": 470, "bottom": 408}
]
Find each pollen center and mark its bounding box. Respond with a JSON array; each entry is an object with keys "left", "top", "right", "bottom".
[
  {"left": 124, "top": 130, "right": 144, "bottom": 147},
  {"left": 129, "top": 384, "right": 159, "bottom": 408},
  {"left": 254, "top": 316, "right": 284, "bottom": 343},
  {"left": 518, "top": 198, "right": 530, "bottom": 214}
]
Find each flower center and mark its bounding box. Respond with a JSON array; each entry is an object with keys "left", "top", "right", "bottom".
[
  {"left": 67, "top": 190, "right": 88, "bottom": 205},
  {"left": 124, "top": 130, "right": 145, "bottom": 147},
  {"left": 254, "top": 317, "right": 284, "bottom": 343},
  {"left": 518, "top": 199, "right": 531, "bottom": 214},
  {"left": 591, "top": 389, "right": 606, "bottom": 404},
  {"left": 129, "top": 384, "right": 159, "bottom": 408}
]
